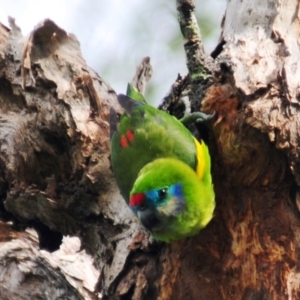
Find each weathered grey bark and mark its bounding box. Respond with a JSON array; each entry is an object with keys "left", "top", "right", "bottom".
[
  {"left": 1, "top": 0, "right": 300, "bottom": 299},
  {"left": 0, "top": 221, "right": 99, "bottom": 300},
  {"left": 0, "top": 18, "right": 139, "bottom": 299}
]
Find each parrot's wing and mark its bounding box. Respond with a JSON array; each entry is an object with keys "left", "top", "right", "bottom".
[
  {"left": 117, "top": 94, "right": 145, "bottom": 116},
  {"left": 110, "top": 93, "right": 145, "bottom": 140}
]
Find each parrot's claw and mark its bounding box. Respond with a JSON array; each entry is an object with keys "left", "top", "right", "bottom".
[{"left": 179, "top": 111, "right": 215, "bottom": 126}]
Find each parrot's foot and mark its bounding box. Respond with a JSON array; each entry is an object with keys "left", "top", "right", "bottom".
[{"left": 179, "top": 111, "right": 215, "bottom": 126}]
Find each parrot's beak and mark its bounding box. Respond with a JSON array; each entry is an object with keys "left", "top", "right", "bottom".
[{"left": 137, "top": 209, "right": 164, "bottom": 232}]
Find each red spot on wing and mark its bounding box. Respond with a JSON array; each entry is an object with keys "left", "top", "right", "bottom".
[
  {"left": 130, "top": 193, "right": 145, "bottom": 207},
  {"left": 120, "top": 130, "right": 134, "bottom": 147},
  {"left": 126, "top": 130, "right": 134, "bottom": 141},
  {"left": 120, "top": 135, "right": 128, "bottom": 147}
]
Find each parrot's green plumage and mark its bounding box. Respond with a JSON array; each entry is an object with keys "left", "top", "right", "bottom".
[{"left": 110, "top": 85, "right": 215, "bottom": 242}]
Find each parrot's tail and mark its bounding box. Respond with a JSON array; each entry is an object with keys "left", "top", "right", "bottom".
[{"left": 117, "top": 94, "right": 144, "bottom": 116}]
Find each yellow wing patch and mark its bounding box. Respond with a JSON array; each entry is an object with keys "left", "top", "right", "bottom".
[{"left": 193, "top": 138, "right": 207, "bottom": 181}]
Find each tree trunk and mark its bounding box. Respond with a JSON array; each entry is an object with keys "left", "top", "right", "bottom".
[{"left": 0, "top": 0, "right": 300, "bottom": 299}]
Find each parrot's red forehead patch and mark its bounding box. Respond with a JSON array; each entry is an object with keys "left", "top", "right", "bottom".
[{"left": 130, "top": 193, "right": 145, "bottom": 207}]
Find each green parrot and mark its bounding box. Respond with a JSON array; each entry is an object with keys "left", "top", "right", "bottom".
[{"left": 110, "top": 85, "right": 215, "bottom": 242}]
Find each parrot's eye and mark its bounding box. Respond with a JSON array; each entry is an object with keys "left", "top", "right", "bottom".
[{"left": 158, "top": 188, "right": 168, "bottom": 201}]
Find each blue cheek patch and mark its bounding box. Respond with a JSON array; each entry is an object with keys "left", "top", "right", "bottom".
[
  {"left": 170, "top": 183, "right": 184, "bottom": 200},
  {"left": 145, "top": 183, "right": 185, "bottom": 215},
  {"left": 170, "top": 183, "right": 185, "bottom": 214}
]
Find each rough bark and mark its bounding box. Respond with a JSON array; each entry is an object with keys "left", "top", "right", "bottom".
[
  {"left": 0, "top": 18, "right": 138, "bottom": 298},
  {"left": 0, "top": 0, "right": 300, "bottom": 299},
  {"left": 0, "top": 221, "right": 99, "bottom": 300}
]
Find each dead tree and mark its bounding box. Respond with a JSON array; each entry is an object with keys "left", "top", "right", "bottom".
[{"left": 0, "top": 0, "right": 300, "bottom": 299}]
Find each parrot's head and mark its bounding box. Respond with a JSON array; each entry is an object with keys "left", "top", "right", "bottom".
[
  {"left": 130, "top": 183, "right": 185, "bottom": 232},
  {"left": 129, "top": 158, "right": 213, "bottom": 242}
]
